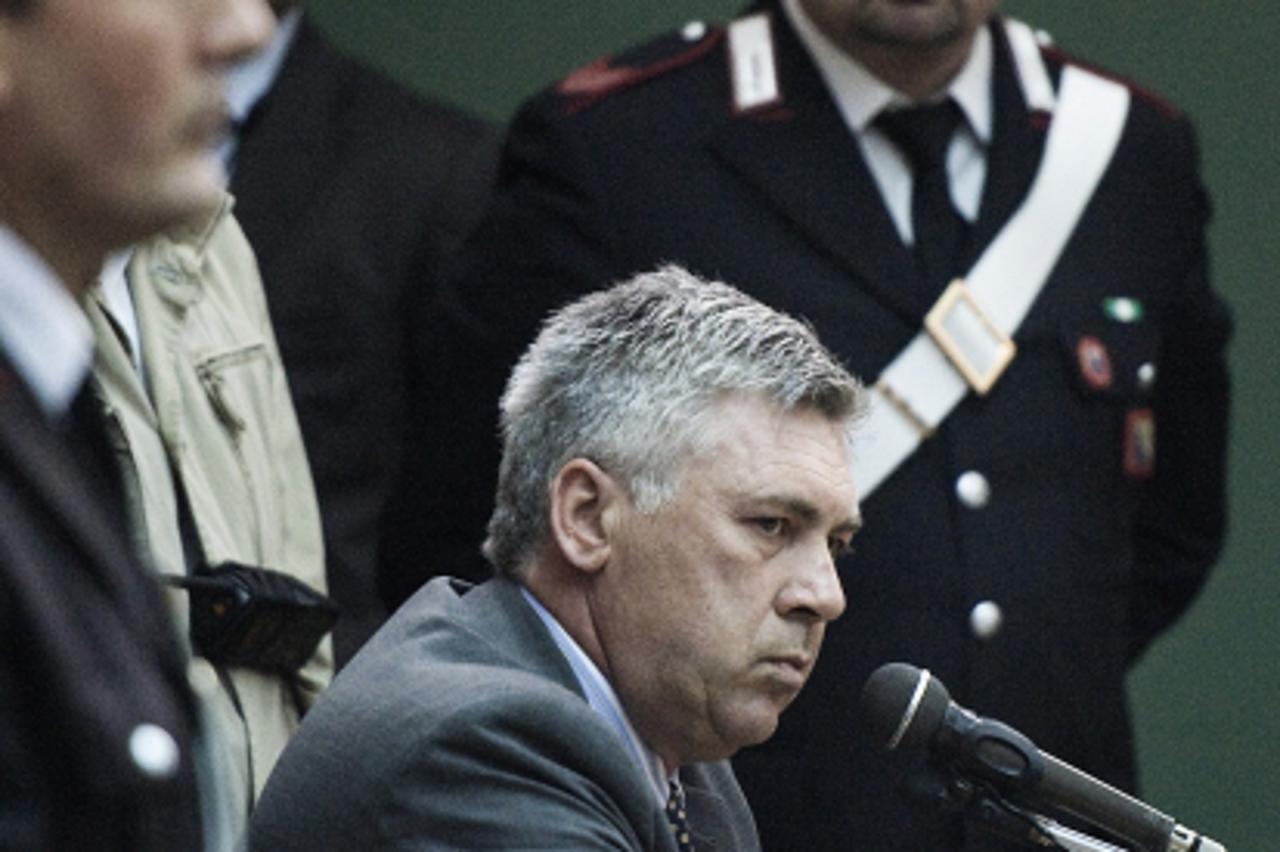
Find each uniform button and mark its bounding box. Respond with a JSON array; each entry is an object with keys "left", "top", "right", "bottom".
[
  {"left": 955, "top": 470, "right": 991, "bottom": 509},
  {"left": 129, "top": 723, "right": 180, "bottom": 780},
  {"left": 1136, "top": 362, "right": 1157, "bottom": 391},
  {"left": 969, "top": 600, "right": 1003, "bottom": 640},
  {"left": 681, "top": 20, "right": 707, "bottom": 41}
]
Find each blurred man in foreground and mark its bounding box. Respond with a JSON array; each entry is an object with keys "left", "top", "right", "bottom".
[{"left": 0, "top": 0, "right": 273, "bottom": 847}]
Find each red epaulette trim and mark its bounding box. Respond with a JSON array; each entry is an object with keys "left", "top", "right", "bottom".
[
  {"left": 557, "top": 28, "right": 725, "bottom": 116},
  {"left": 1041, "top": 45, "right": 1182, "bottom": 120}
]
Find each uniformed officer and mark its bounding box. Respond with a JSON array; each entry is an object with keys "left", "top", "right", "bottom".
[{"left": 423, "top": 0, "right": 1232, "bottom": 849}]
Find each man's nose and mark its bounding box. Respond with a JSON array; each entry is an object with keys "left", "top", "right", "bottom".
[
  {"left": 777, "top": 540, "right": 847, "bottom": 623},
  {"left": 200, "top": 0, "right": 275, "bottom": 67}
]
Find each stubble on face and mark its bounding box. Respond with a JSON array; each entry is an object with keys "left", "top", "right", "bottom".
[
  {"left": 854, "top": 0, "right": 970, "bottom": 48},
  {"left": 801, "top": 0, "right": 1002, "bottom": 51},
  {"left": 798, "top": 0, "right": 1000, "bottom": 99}
]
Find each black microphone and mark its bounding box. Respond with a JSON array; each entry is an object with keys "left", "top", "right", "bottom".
[{"left": 859, "top": 663, "right": 1225, "bottom": 852}]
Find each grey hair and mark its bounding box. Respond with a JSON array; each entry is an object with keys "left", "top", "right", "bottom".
[{"left": 484, "top": 265, "right": 866, "bottom": 577}]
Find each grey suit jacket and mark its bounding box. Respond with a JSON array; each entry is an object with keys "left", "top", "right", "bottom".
[{"left": 250, "top": 576, "right": 760, "bottom": 850}]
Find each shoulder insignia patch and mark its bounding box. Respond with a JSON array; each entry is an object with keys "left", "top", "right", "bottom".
[{"left": 556, "top": 25, "right": 725, "bottom": 116}]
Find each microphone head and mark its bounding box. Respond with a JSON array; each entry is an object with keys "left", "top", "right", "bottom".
[{"left": 860, "top": 663, "right": 952, "bottom": 752}]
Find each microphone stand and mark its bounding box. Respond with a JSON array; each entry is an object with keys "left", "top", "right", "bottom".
[
  {"left": 919, "top": 770, "right": 1223, "bottom": 852},
  {"left": 924, "top": 770, "right": 1125, "bottom": 850},
  {"left": 1031, "top": 817, "right": 1128, "bottom": 852}
]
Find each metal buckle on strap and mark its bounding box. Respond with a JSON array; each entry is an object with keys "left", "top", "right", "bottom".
[
  {"left": 925, "top": 279, "right": 1017, "bottom": 396},
  {"left": 873, "top": 379, "right": 936, "bottom": 440}
]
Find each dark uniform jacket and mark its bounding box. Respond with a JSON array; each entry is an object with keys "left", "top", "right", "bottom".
[
  {"left": 431, "top": 4, "right": 1232, "bottom": 850},
  {"left": 229, "top": 15, "right": 499, "bottom": 664},
  {"left": 0, "top": 355, "right": 202, "bottom": 850}
]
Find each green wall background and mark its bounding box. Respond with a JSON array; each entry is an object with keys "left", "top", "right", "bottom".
[{"left": 308, "top": 2, "right": 1279, "bottom": 846}]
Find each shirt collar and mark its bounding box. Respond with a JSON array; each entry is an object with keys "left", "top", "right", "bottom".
[
  {"left": 96, "top": 248, "right": 144, "bottom": 377},
  {"left": 0, "top": 225, "right": 94, "bottom": 418},
  {"left": 781, "top": 0, "right": 994, "bottom": 143},
  {"left": 521, "top": 587, "right": 672, "bottom": 806},
  {"left": 948, "top": 25, "right": 994, "bottom": 144},
  {"left": 223, "top": 7, "right": 303, "bottom": 127}
]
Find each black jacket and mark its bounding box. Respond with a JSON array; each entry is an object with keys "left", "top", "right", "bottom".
[{"left": 0, "top": 355, "right": 202, "bottom": 850}]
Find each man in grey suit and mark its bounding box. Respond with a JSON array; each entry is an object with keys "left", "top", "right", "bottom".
[{"left": 250, "top": 265, "right": 866, "bottom": 850}]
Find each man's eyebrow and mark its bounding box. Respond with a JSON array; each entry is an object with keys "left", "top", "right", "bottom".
[{"left": 751, "top": 495, "right": 862, "bottom": 534}]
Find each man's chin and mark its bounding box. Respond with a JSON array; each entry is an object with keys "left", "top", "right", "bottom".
[
  {"left": 115, "top": 167, "right": 225, "bottom": 239},
  {"left": 722, "top": 702, "right": 786, "bottom": 754},
  {"left": 856, "top": 3, "right": 967, "bottom": 49}
]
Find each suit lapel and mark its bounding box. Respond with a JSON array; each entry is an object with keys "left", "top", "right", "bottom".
[
  {"left": 229, "top": 17, "right": 339, "bottom": 267},
  {"left": 679, "top": 762, "right": 758, "bottom": 850},
  {"left": 683, "top": 782, "right": 731, "bottom": 849},
  {"left": 0, "top": 357, "right": 140, "bottom": 607},
  {"left": 710, "top": 9, "right": 923, "bottom": 323}
]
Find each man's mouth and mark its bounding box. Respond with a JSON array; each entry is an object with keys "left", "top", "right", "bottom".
[{"left": 760, "top": 654, "right": 812, "bottom": 689}]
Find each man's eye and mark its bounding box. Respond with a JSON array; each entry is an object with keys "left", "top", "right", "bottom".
[
  {"left": 753, "top": 517, "right": 787, "bottom": 537},
  {"left": 828, "top": 537, "right": 854, "bottom": 559}
]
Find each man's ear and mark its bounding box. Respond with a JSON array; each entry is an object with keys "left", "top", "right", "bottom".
[{"left": 549, "top": 458, "right": 620, "bottom": 574}]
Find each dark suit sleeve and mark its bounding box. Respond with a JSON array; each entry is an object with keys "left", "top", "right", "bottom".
[
  {"left": 435, "top": 94, "right": 630, "bottom": 376},
  {"left": 387, "top": 98, "right": 624, "bottom": 597},
  {"left": 416, "top": 121, "right": 503, "bottom": 262},
  {"left": 1127, "top": 118, "right": 1232, "bottom": 659},
  {"left": 0, "top": 583, "right": 45, "bottom": 848},
  {"left": 376, "top": 119, "right": 502, "bottom": 606}
]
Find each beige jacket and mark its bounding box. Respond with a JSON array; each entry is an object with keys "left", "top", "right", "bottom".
[{"left": 85, "top": 197, "right": 332, "bottom": 836}]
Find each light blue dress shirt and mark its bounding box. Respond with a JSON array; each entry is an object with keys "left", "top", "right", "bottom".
[{"left": 521, "top": 587, "right": 673, "bottom": 807}]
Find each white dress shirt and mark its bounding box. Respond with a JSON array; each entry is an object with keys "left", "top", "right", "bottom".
[
  {"left": 0, "top": 226, "right": 94, "bottom": 419},
  {"left": 781, "top": 0, "right": 995, "bottom": 245}
]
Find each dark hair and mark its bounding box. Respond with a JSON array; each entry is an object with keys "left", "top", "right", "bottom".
[{"left": 0, "top": 0, "right": 37, "bottom": 14}]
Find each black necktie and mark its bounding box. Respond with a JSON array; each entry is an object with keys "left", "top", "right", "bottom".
[
  {"left": 665, "top": 780, "right": 695, "bottom": 852},
  {"left": 65, "top": 378, "right": 127, "bottom": 529},
  {"left": 876, "top": 99, "right": 969, "bottom": 292}
]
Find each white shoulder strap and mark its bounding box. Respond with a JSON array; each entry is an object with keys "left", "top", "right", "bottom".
[
  {"left": 851, "top": 29, "right": 1131, "bottom": 501},
  {"left": 1006, "top": 18, "right": 1056, "bottom": 113}
]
